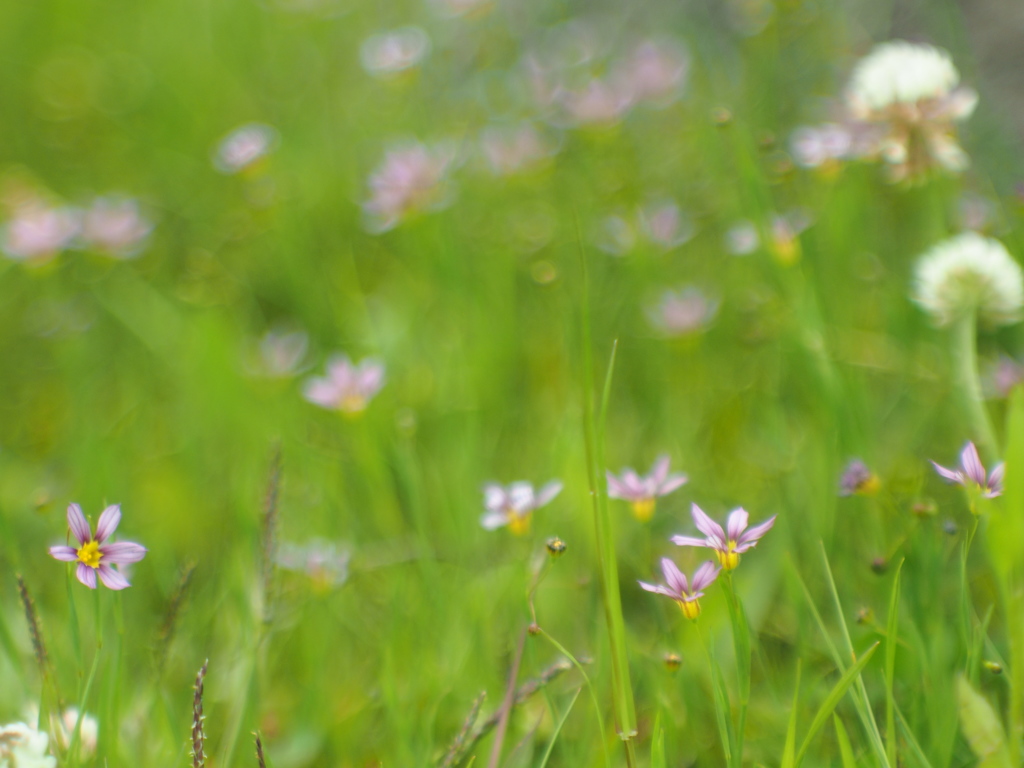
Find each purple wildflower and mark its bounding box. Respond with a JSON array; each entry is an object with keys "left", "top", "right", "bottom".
[
  {"left": 607, "top": 455, "right": 687, "bottom": 521},
  {"left": 303, "top": 355, "right": 385, "bottom": 414},
  {"left": 80, "top": 196, "right": 153, "bottom": 257},
  {"left": 213, "top": 123, "right": 278, "bottom": 174},
  {"left": 639, "top": 557, "right": 720, "bottom": 619},
  {"left": 49, "top": 504, "right": 147, "bottom": 590},
  {"left": 648, "top": 286, "right": 719, "bottom": 336},
  {"left": 931, "top": 441, "right": 1003, "bottom": 499},
  {"left": 672, "top": 503, "right": 776, "bottom": 570},
  {"left": 838, "top": 459, "right": 880, "bottom": 496},
  {"left": 480, "top": 480, "right": 562, "bottom": 536}
]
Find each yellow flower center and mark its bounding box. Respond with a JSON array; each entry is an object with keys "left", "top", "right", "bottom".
[
  {"left": 856, "top": 474, "right": 881, "bottom": 496},
  {"left": 508, "top": 512, "right": 532, "bottom": 536},
  {"left": 339, "top": 395, "right": 367, "bottom": 415},
  {"left": 716, "top": 541, "right": 740, "bottom": 571},
  {"left": 631, "top": 498, "right": 656, "bottom": 522},
  {"left": 77, "top": 540, "right": 102, "bottom": 569},
  {"left": 678, "top": 598, "right": 701, "bottom": 620}
]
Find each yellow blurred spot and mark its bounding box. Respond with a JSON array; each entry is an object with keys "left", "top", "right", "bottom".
[
  {"left": 77, "top": 540, "right": 101, "bottom": 569},
  {"left": 716, "top": 543, "right": 740, "bottom": 571},
  {"left": 508, "top": 513, "right": 531, "bottom": 536},
  {"left": 678, "top": 599, "right": 701, "bottom": 619},
  {"left": 631, "top": 498, "right": 656, "bottom": 522}
]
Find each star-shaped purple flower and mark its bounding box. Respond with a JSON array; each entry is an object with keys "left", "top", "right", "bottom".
[
  {"left": 671, "top": 503, "right": 776, "bottom": 570},
  {"left": 49, "top": 503, "right": 147, "bottom": 590},
  {"left": 303, "top": 355, "right": 385, "bottom": 414},
  {"left": 480, "top": 480, "right": 562, "bottom": 535},
  {"left": 931, "top": 441, "right": 1003, "bottom": 499},
  {"left": 606, "top": 455, "right": 688, "bottom": 521},
  {"left": 639, "top": 557, "right": 720, "bottom": 619}
]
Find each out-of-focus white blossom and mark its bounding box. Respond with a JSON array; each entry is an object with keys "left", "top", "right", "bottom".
[
  {"left": 845, "top": 41, "right": 977, "bottom": 181},
  {"left": 612, "top": 39, "right": 688, "bottom": 107},
  {"left": 363, "top": 141, "right": 456, "bottom": 232},
  {"left": 360, "top": 27, "right": 430, "bottom": 77},
  {"left": 0, "top": 722, "right": 56, "bottom": 768},
  {"left": 598, "top": 200, "right": 694, "bottom": 255},
  {"left": 648, "top": 286, "right": 719, "bottom": 336},
  {"left": 277, "top": 539, "right": 350, "bottom": 589},
  {"left": 428, "top": 0, "right": 493, "bottom": 18},
  {"left": 80, "top": 196, "right": 153, "bottom": 257},
  {"left": 913, "top": 233, "right": 1024, "bottom": 327},
  {"left": 790, "top": 124, "right": 853, "bottom": 169},
  {"left": 1, "top": 200, "right": 80, "bottom": 263},
  {"left": 213, "top": 123, "right": 278, "bottom": 174}
]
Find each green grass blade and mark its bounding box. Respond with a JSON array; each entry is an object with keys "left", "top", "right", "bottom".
[
  {"left": 834, "top": 715, "right": 857, "bottom": 768},
  {"left": 896, "top": 704, "right": 936, "bottom": 768},
  {"left": 885, "top": 560, "right": 904, "bottom": 768},
  {"left": 781, "top": 660, "right": 801, "bottom": 768},
  {"left": 795, "top": 642, "right": 880, "bottom": 767},
  {"left": 707, "top": 644, "right": 734, "bottom": 766},
  {"left": 536, "top": 688, "right": 581, "bottom": 768},
  {"left": 650, "top": 712, "right": 666, "bottom": 768},
  {"left": 957, "top": 675, "right": 1013, "bottom": 768}
]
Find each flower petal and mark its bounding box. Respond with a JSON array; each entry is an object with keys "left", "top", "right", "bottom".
[
  {"left": 100, "top": 541, "right": 147, "bottom": 564},
  {"left": 606, "top": 471, "right": 629, "bottom": 500},
  {"left": 736, "top": 514, "right": 777, "bottom": 550},
  {"left": 49, "top": 546, "right": 79, "bottom": 562},
  {"left": 988, "top": 463, "right": 1005, "bottom": 495},
  {"left": 535, "top": 480, "right": 563, "bottom": 508},
  {"left": 660, "top": 557, "right": 689, "bottom": 595},
  {"left": 726, "top": 508, "right": 749, "bottom": 541},
  {"left": 690, "top": 560, "right": 721, "bottom": 592},
  {"left": 94, "top": 504, "right": 121, "bottom": 543},
  {"left": 650, "top": 455, "right": 671, "bottom": 486},
  {"left": 97, "top": 564, "right": 131, "bottom": 591},
  {"left": 960, "top": 442, "right": 987, "bottom": 486},
  {"left": 670, "top": 534, "right": 710, "bottom": 548},
  {"left": 638, "top": 580, "right": 679, "bottom": 599},
  {"left": 483, "top": 483, "right": 507, "bottom": 511},
  {"left": 690, "top": 503, "right": 725, "bottom": 546},
  {"left": 67, "top": 503, "right": 92, "bottom": 545},
  {"left": 480, "top": 511, "right": 509, "bottom": 530},
  {"left": 930, "top": 461, "right": 963, "bottom": 484},
  {"left": 76, "top": 563, "right": 97, "bottom": 589},
  {"left": 303, "top": 377, "right": 339, "bottom": 408},
  {"left": 657, "top": 473, "right": 688, "bottom": 496},
  {"left": 356, "top": 359, "right": 386, "bottom": 397}
]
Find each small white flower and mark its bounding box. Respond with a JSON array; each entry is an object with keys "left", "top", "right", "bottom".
[
  {"left": 0, "top": 722, "right": 56, "bottom": 768},
  {"left": 648, "top": 287, "right": 719, "bottom": 336},
  {"left": 80, "top": 196, "right": 153, "bottom": 257},
  {"left": 913, "top": 233, "right": 1024, "bottom": 326},
  {"left": 1, "top": 202, "right": 80, "bottom": 262},
  {"left": 277, "top": 539, "right": 350, "bottom": 588},
  {"left": 213, "top": 123, "right": 278, "bottom": 174},
  {"left": 360, "top": 28, "right": 430, "bottom": 76},
  {"left": 363, "top": 141, "right": 456, "bottom": 232},
  {"left": 848, "top": 41, "right": 961, "bottom": 114}
]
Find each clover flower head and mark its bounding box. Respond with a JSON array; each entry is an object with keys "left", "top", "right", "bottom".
[
  {"left": 360, "top": 27, "right": 430, "bottom": 77},
  {"left": 480, "top": 123, "right": 555, "bottom": 176},
  {"left": 480, "top": 480, "right": 562, "bottom": 535},
  {"left": 839, "top": 459, "right": 880, "bottom": 496},
  {"left": 49, "top": 504, "right": 147, "bottom": 590},
  {"left": 80, "top": 196, "right": 153, "bottom": 257},
  {"left": 848, "top": 41, "right": 961, "bottom": 114},
  {"left": 648, "top": 286, "right": 719, "bottom": 336},
  {"left": 276, "top": 539, "right": 350, "bottom": 590},
  {"left": 672, "top": 503, "right": 776, "bottom": 570},
  {"left": 303, "top": 354, "right": 385, "bottom": 414},
  {"left": 638, "top": 558, "right": 719, "bottom": 619},
  {"left": 214, "top": 123, "right": 278, "bottom": 174},
  {"left": 845, "top": 41, "right": 977, "bottom": 180},
  {"left": 363, "top": 141, "right": 456, "bottom": 232},
  {"left": 912, "top": 233, "right": 1024, "bottom": 327},
  {"left": 606, "top": 455, "right": 687, "bottom": 521},
  {"left": 931, "top": 441, "right": 1003, "bottom": 499},
  {"left": 0, "top": 722, "right": 56, "bottom": 768}
]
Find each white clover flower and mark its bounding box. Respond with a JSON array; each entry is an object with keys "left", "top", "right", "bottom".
[
  {"left": 213, "top": 123, "right": 278, "bottom": 174},
  {"left": 913, "top": 233, "right": 1024, "bottom": 326},
  {"left": 848, "top": 41, "right": 960, "bottom": 113},
  {"left": 845, "top": 41, "right": 977, "bottom": 181},
  {"left": 0, "top": 722, "right": 56, "bottom": 768},
  {"left": 360, "top": 28, "right": 430, "bottom": 77}
]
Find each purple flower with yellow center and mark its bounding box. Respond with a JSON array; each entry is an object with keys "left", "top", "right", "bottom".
[
  {"left": 606, "top": 455, "right": 687, "bottom": 522},
  {"left": 639, "top": 557, "right": 720, "bottom": 619},
  {"left": 671, "top": 503, "right": 776, "bottom": 570},
  {"left": 480, "top": 480, "right": 562, "bottom": 536},
  {"left": 49, "top": 504, "right": 147, "bottom": 590},
  {"left": 838, "top": 459, "right": 881, "bottom": 496},
  {"left": 303, "top": 355, "right": 385, "bottom": 415},
  {"left": 931, "top": 441, "right": 1003, "bottom": 499}
]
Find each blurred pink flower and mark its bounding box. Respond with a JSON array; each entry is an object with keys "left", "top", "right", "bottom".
[
  {"left": 555, "top": 78, "right": 632, "bottom": 127},
  {"left": 639, "top": 557, "right": 719, "bottom": 619},
  {"left": 931, "top": 441, "right": 1003, "bottom": 499},
  {"left": 277, "top": 539, "right": 350, "bottom": 588},
  {"left": 360, "top": 27, "right": 430, "bottom": 77},
  {"left": 214, "top": 123, "right": 278, "bottom": 174},
  {"left": 480, "top": 480, "right": 562, "bottom": 535},
  {"left": 80, "top": 196, "right": 153, "bottom": 257},
  {"left": 253, "top": 329, "right": 308, "bottom": 378},
  {"left": 480, "top": 123, "right": 555, "bottom": 176},
  {"left": 607, "top": 455, "right": 687, "bottom": 521},
  {"left": 612, "top": 39, "right": 688, "bottom": 107},
  {"left": 1, "top": 201, "right": 80, "bottom": 262},
  {"left": 648, "top": 286, "right": 718, "bottom": 336},
  {"left": 639, "top": 200, "right": 694, "bottom": 248},
  {"left": 790, "top": 123, "right": 853, "bottom": 169},
  {"left": 363, "top": 141, "right": 456, "bottom": 232},
  {"left": 304, "top": 354, "right": 385, "bottom": 414},
  {"left": 428, "top": 0, "right": 493, "bottom": 18},
  {"left": 672, "top": 503, "right": 776, "bottom": 571}
]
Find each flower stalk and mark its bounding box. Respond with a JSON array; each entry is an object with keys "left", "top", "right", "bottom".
[{"left": 952, "top": 311, "right": 998, "bottom": 460}]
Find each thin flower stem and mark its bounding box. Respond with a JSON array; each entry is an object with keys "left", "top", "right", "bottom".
[{"left": 952, "top": 311, "right": 998, "bottom": 459}]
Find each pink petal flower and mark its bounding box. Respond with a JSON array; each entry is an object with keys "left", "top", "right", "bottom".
[
  {"left": 76, "top": 563, "right": 97, "bottom": 589},
  {"left": 97, "top": 565, "right": 130, "bottom": 590},
  {"left": 67, "top": 503, "right": 91, "bottom": 545},
  {"left": 99, "top": 542, "right": 147, "bottom": 564},
  {"left": 94, "top": 504, "right": 121, "bottom": 543},
  {"left": 49, "top": 546, "right": 78, "bottom": 562}
]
